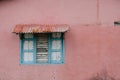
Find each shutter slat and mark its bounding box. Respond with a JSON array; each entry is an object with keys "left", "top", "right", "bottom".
[{"left": 36, "top": 34, "right": 48, "bottom": 63}]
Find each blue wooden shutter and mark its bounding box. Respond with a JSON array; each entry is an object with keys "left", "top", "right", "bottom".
[
  {"left": 21, "top": 34, "right": 36, "bottom": 64},
  {"left": 50, "top": 33, "right": 64, "bottom": 64}
]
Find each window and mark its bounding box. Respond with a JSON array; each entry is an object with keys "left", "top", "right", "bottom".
[{"left": 20, "top": 33, "right": 64, "bottom": 64}]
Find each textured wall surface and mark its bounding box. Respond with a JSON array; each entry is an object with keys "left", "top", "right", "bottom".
[{"left": 0, "top": 0, "right": 120, "bottom": 80}]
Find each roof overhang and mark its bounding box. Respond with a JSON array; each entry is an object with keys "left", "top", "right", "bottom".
[{"left": 13, "top": 24, "right": 70, "bottom": 34}]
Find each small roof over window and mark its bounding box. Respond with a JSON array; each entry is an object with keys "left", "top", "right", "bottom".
[{"left": 13, "top": 24, "right": 70, "bottom": 33}]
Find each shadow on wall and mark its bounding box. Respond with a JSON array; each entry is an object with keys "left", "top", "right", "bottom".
[
  {"left": 0, "top": 0, "right": 14, "bottom": 1},
  {"left": 87, "top": 69, "right": 119, "bottom": 80},
  {"left": 0, "top": 0, "right": 16, "bottom": 6}
]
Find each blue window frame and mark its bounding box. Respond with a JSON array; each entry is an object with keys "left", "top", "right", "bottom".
[{"left": 20, "top": 33, "right": 64, "bottom": 64}]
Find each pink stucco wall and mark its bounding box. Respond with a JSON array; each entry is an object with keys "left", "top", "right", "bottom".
[{"left": 0, "top": 0, "right": 120, "bottom": 80}]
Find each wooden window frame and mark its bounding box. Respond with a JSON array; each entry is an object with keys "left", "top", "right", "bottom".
[{"left": 20, "top": 33, "right": 64, "bottom": 65}]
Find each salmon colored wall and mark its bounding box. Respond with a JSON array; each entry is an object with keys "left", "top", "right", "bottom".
[{"left": 0, "top": 0, "right": 120, "bottom": 80}]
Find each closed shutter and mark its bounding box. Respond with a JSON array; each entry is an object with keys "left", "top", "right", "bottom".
[
  {"left": 21, "top": 34, "right": 35, "bottom": 64},
  {"left": 50, "top": 33, "right": 63, "bottom": 64},
  {"left": 36, "top": 34, "right": 48, "bottom": 63}
]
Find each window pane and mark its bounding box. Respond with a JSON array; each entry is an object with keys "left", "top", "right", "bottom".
[
  {"left": 24, "top": 34, "right": 33, "bottom": 38},
  {"left": 52, "top": 33, "right": 61, "bottom": 38},
  {"left": 24, "top": 52, "right": 34, "bottom": 62},
  {"left": 52, "top": 40, "right": 61, "bottom": 50},
  {"left": 51, "top": 52, "right": 61, "bottom": 61},
  {"left": 23, "top": 41, "right": 34, "bottom": 50}
]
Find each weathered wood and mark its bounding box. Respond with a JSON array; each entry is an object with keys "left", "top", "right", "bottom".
[{"left": 36, "top": 34, "right": 48, "bottom": 63}]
